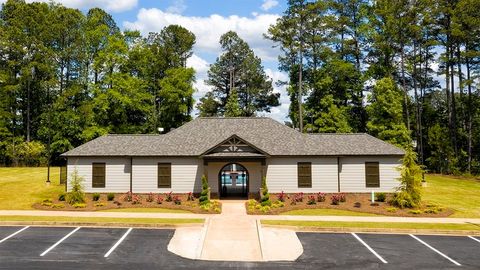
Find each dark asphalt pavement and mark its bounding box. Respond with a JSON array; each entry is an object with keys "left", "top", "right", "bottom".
[{"left": 0, "top": 226, "right": 478, "bottom": 269}]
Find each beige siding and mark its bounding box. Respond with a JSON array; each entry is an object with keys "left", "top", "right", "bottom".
[
  {"left": 132, "top": 157, "right": 203, "bottom": 193},
  {"left": 339, "top": 156, "right": 402, "bottom": 192},
  {"left": 206, "top": 161, "right": 262, "bottom": 194},
  {"left": 266, "top": 157, "right": 338, "bottom": 193},
  {"left": 67, "top": 157, "right": 130, "bottom": 193}
]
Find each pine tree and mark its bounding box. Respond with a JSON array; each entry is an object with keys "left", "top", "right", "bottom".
[{"left": 224, "top": 89, "right": 242, "bottom": 117}]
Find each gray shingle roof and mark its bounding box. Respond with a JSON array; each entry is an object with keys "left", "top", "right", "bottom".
[{"left": 62, "top": 117, "right": 405, "bottom": 157}]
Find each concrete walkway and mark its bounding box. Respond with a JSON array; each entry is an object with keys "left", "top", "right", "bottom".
[{"left": 1, "top": 210, "right": 480, "bottom": 224}]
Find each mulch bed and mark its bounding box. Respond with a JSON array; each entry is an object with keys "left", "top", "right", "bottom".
[
  {"left": 33, "top": 193, "right": 221, "bottom": 214},
  {"left": 247, "top": 193, "right": 454, "bottom": 217}
]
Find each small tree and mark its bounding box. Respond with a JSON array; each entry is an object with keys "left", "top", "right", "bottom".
[
  {"left": 224, "top": 89, "right": 243, "bottom": 117},
  {"left": 199, "top": 175, "right": 210, "bottom": 205},
  {"left": 391, "top": 147, "right": 423, "bottom": 208},
  {"left": 66, "top": 169, "right": 86, "bottom": 205},
  {"left": 260, "top": 177, "right": 271, "bottom": 206}
]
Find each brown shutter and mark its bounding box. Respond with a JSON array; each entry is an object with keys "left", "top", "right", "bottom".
[
  {"left": 365, "top": 162, "right": 380, "bottom": 188},
  {"left": 298, "top": 162, "right": 312, "bottom": 188},
  {"left": 92, "top": 163, "right": 106, "bottom": 188},
  {"left": 158, "top": 163, "right": 171, "bottom": 188}
]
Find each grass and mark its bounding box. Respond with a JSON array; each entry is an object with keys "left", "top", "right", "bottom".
[
  {"left": 0, "top": 215, "right": 203, "bottom": 224},
  {"left": 423, "top": 174, "right": 480, "bottom": 218},
  {"left": 280, "top": 208, "right": 381, "bottom": 216},
  {"left": 0, "top": 167, "right": 63, "bottom": 210},
  {"left": 101, "top": 208, "right": 192, "bottom": 213},
  {"left": 262, "top": 220, "right": 480, "bottom": 231}
]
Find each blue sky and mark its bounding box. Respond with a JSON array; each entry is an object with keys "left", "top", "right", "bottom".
[{"left": 4, "top": 0, "right": 291, "bottom": 122}]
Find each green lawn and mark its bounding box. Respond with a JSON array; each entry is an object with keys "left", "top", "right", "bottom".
[
  {"left": 0, "top": 167, "right": 63, "bottom": 210},
  {"left": 262, "top": 220, "right": 480, "bottom": 231},
  {"left": 280, "top": 209, "right": 380, "bottom": 216},
  {"left": 0, "top": 215, "right": 203, "bottom": 224},
  {"left": 101, "top": 208, "right": 192, "bottom": 213},
  {"left": 423, "top": 174, "right": 480, "bottom": 218}
]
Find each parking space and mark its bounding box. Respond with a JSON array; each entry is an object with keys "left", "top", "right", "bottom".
[{"left": 0, "top": 226, "right": 479, "bottom": 269}]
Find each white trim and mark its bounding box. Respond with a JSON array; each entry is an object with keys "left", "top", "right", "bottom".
[
  {"left": 351, "top": 233, "right": 387, "bottom": 264},
  {"left": 468, "top": 236, "right": 480, "bottom": 244},
  {"left": 409, "top": 234, "right": 461, "bottom": 266},
  {"left": 104, "top": 228, "right": 132, "bottom": 258},
  {"left": 40, "top": 227, "right": 81, "bottom": 257},
  {"left": 0, "top": 226, "right": 30, "bottom": 244}
]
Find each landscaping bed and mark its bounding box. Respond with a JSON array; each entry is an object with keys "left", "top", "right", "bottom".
[
  {"left": 246, "top": 192, "right": 453, "bottom": 217},
  {"left": 34, "top": 192, "right": 222, "bottom": 214}
]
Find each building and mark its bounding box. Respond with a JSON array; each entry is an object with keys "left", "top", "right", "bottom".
[{"left": 62, "top": 117, "right": 405, "bottom": 198}]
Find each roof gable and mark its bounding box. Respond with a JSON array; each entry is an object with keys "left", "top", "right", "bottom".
[{"left": 200, "top": 134, "right": 269, "bottom": 157}]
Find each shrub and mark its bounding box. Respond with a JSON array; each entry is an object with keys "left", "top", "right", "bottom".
[
  {"left": 339, "top": 193, "right": 346, "bottom": 202},
  {"left": 277, "top": 191, "right": 287, "bottom": 202},
  {"left": 156, "top": 195, "right": 164, "bottom": 204},
  {"left": 187, "top": 192, "right": 195, "bottom": 201},
  {"left": 272, "top": 200, "right": 284, "bottom": 208},
  {"left": 391, "top": 147, "right": 423, "bottom": 208},
  {"left": 331, "top": 194, "right": 340, "bottom": 205},
  {"left": 423, "top": 208, "right": 438, "bottom": 214},
  {"left": 72, "top": 203, "right": 86, "bottom": 208},
  {"left": 354, "top": 202, "right": 361, "bottom": 208},
  {"left": 94, "top": 202, "right": 107, "bottom": 207},
  {"left": 247, "top": 199, "right": 258, "bottom": 207},
  {"left": 51, "top": 203, "right": 65, "bottom": 209},
  {"left": 58, "top": 193, "right": 66, "bottom": 201},
  {"left": 41, "top": 199, "right": 53, "bottom": 207},
  {"left": 307, "top": 195, "right": 316, "bottom": 205},
  {"left": 260, "top": 206, "right": 271, "bottom": 213},
  {"left": 386, "top": 207, "right": 397, "bottom": 213},
  {"left": 316, "top": 192, "right": 326, "bottom": 202},
  {"left": 165, "top": 191, "right": 173, "bottom": 202},
  {"left": 291, "top": 192, "right": 304, "bottom": 205},
  {"left": 146, "top": 192, "right": 154, "bottom": 203},
  {"left": 107, "top": 193, "right": 115, "bottom": 201},
  {"left": 199, "top": 175, "right": 210, "bottom": 205},
  {"left": 260, "top": 177, "right": 271, "bottom": 206},
  {"left": 409, "top": 209, "right": 422, "bottom": 215},
  {"left": 92, "top": 193, "right": 100, "bottom": 201},
  {"left": 376, "top": 192, "right": 386, "bottom": 202},
  {"left": 123, "top": 191, "right": 133, "bottom": 202},
  {"left": 390, "top": 191, "right": 416, "bottom": 209},
  {"left": 173, "top": 195, "right": 182, "bottom": 205},
  {"left": 66, "top": 170, "right": 86, "bottom": 205},
  {"left": 131, "top": 194, "right": 142, "bottom": 204}
]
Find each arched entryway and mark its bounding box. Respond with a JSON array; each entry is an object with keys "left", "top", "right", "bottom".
[{"left": 218, "top": 163, "right": 249, "bottom": 198}]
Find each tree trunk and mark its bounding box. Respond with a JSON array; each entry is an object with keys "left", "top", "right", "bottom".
[
  {"left": 466, "top": 46, "right": 472, "bottom": 173},
  {"left": 450, "top": 47, "right": 458, "bottom": 155},
  {"left": 401, "top": 44, "right": 410, "bottom": 132}
]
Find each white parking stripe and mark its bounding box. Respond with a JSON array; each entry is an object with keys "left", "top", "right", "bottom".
[
  {"left": 468, "top": 236, "right": 480, "bottom": 244},
  {"left": 40, "top": 227, "right": 81, "bottom": 257},
  {"left": 409, "top": 234, "right": 461, "bottom": 266},
  {"left": 351, "top": 233, "right": 388, "bottom": 264},
  {"left": 104, "top": 228, "right": 132, "bottom": 258},
  {"left": 0, "top": 226, "right": 30, "bottom": 244}
]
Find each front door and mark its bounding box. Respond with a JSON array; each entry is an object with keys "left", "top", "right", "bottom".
[{"left": 219, "top": 163, "right": 248, "bottom": 198}]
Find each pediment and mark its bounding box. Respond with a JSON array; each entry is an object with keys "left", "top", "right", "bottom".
[{"left": 200, "top": 135, "right": 269, "bottom": 157}]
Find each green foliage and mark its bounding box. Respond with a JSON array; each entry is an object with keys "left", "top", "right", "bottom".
[
  {"left": 72, "top": 203, "right": 87, "bottom": 208},
  {"left": 224, "top": 89, "right": 243, "bottom": 117},
  {"left": 260, "top": 177, "right": 271, "bottom": 207},
  {"left": 199, "top": 175, "right": 210, "bottom": 205},
  {"left": 367, "top": 78, "right": 411, "bottom": 148},
  {"left": 426, "top": 124, "right": 457, "bottom": 174},
  {"left": 58, "top": 193, "right": 66, "bottom": 201},
  {"left": 376, "top": 193, "right": 386, "bottom": 202},
  {"left": 66, "top": 170, "right": 86, "bottom": 205},
  {"left": 306, "top": 95, "right": 352, "bottom": 133},
  {"left": 107, "top": 193, "right": 115, "bottom": 201},
  {"left": 92, "top": 193, "right": 100, "bottom": 201},
  {"left": 391, "top": 147, "right": 423, "bottom": 208},
  {"left": 51, "top": 203, "right": 65, "bottom": 209}
]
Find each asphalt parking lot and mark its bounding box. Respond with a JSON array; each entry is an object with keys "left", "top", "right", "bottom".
[{"left": 0, "top": 226, "right": 479, "bottom": 269}]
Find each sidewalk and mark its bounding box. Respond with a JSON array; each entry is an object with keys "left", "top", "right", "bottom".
[{"left": 1, "top": 209, "right": 480, "bottom": 224}]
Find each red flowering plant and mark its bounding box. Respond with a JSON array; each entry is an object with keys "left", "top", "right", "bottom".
[
  {"left": 187, "top": 192, "right": 195, "bottom": 201},
  {"left": 277, "top": 191, "right": 287, "bottom": 202},
  {"left": 173, "top": 195, "right": 182, "bottom": 205},
  {"left": 316, "top": 192, "right": 326, "bottom": 202},
  {"left": 307, "top": 195, "right": 316, "bottom": 205},
  {"left": 146, "top": 192, "right": 155, "bottom": 203},
  {"left": 156, "top": 195, "right": 164, "bottom": 204},
  {"left": 165, "top": 191, "right": 173, "bottom": 202},
  {"left": 331, "top": 194, "right": 341, "bottom": 205},
  {"left": 122, "top": 191, "right": 133, "bottom": 202},
  {"left": 339, "top": 193, "right": 347, "bottom": 202},
  {"left": 290, "top": 192, "right": 304, "bottom": 205},
  {"left": 131, "top": 194, "right": 142, "bottom": 205}
]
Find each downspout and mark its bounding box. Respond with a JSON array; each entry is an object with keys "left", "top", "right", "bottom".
[
  {"left": 130, "top": 157, "right": 133, "bottom": 193},
  {"left": 337, "top": 157, "right": 341, "bottom": 192}
]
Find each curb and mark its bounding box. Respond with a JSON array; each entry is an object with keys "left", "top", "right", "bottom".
[
  {"left": 255, "top": 219, "right": 265, "bottom": 261},
  {"left": 261, "top": 224, "right": 480, "bottom": 236},
  {"left": 197, "top": 217, "right": 210, "bottom": 259},
  {"left": 0, "top": 221, "right": 204, "bottom": 229}
]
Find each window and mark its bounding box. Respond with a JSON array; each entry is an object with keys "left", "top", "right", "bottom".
[
  {"left": 92, "top": 163, "right": 106, "bottom": 188},
  {"left": 158, "top": 163, "right": 171, "bottom": 188},
  {"left": 365, "top": 162, "right": 380, "bottom": 188},
  {"left": 297, "top": 162, "right": 312, "bottom": 188}
]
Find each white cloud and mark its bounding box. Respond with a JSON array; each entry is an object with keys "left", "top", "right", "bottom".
[
  {"left": 123, "top": 8, "right": 280, "bottom": 61},
  {"left": 2, "top": 0, "right": 138, "bottom": 12},
  {"left": 166, "top": 0, "right": 186, "bottom": 14},
  {"left": 261, "top": 0, "right": 279, "bottom": 11}
]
